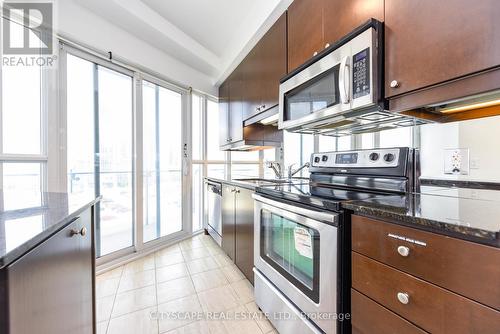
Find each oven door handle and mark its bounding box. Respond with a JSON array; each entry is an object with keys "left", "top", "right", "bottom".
[
  {"left": 253, "top": 194, "right": 338, "bottom": 224},
  {"left": 339, "top": 55, "right": 350, "bottom": 104}
]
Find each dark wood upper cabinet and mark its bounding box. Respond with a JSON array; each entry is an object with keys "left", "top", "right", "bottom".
[
  {"left": 385, "top": 0, "right": 500, "bottom": 98},
  {"left": 228, "top": 70, "right": 244, "bottom": 143},
  {"left": 287, "top": 0, "right": 324, "bottom": 72},
  {"left": 243, "top": 12, "right": 287, "bottom": 116},
  {"left": 287, "top": 0, "right": 383, "bottom": 73},
  {"left": 218, "top": 80, "right": 230, "bottom": 147},
  {"left": 259, "top": 13, "right": 287, "bottom": 110},
  {"left": 323, "top": 0, "right": 384, "bottom": 45}
]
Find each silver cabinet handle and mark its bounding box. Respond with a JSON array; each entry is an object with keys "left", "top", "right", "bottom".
[
  {"left": 397, "top": 292, "right": 410, "bottom": 305},
  {"left": 397, "top": 245, "right": 410, "bottom": 257},
  {"left": 235, "top": 189, "right": 240, "bottom": 194},
  {"left": 70, "top": 227, "right": 87, "bottom": 237},
  {"left": 325, "top": 43, "right": 330, "bottom": 48},
  {"left": 261, "top": 104, "right": 266, "bottom": 110},
  {"left": 230, "top": 188, "right": 236, "bottom": 193},
  {"left": 339, "top": 55, "right": 351, "bottom": 104},
  {"left": 313, "top": 51, "right": 318, "bottom": 56},
  {"left": 390, "top": 80, "right": 399, "bottom": 88}
]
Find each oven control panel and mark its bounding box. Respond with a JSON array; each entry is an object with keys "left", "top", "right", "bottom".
[{"left": 311, "top": 148, "right": 400, "bottom": 168}]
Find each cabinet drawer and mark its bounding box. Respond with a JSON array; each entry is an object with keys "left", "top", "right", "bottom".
[
  {"left": 352, "top": 215, "right": 500, "bottom": 310},
  {"left": 352, "top": 252, "right": 500, "bottom": 334},
  {"left": 352, "top": 289, "right": 427, "bottom": 334}
]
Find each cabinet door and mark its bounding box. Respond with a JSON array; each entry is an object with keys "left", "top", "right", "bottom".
[
  {"left": 234, "top": 187, "right": 254, "bottom": 284},
  {"left": 287, "top": 0, "right": 324, "bottom": 72},
  {"left": 245, "top": 47, "right": 263, "bottom": 117},
  {"left": 385, "top": 0, "right": 500, "bottom": 97},
  {"left": 323, "top": 0, "right": 384, "bottom": 45},
  {"left": 259, "top": 13, "right": 287, "bottom": 111},
  {"left": 221, "top": 185, "right": 236, "bottom": 260},
  {"left": 228, "top": 70, "right": 244, "bottom": 143},
  {"left": 218, "top": 80, "right": 230, "bottom": 147},
  {"left": 7, "top": 208, "right": 94, "bottom": 334}
]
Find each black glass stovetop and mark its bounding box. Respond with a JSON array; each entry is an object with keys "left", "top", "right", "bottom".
[{"left": 257, "top": 182, "right": 396, "bottom": 212}]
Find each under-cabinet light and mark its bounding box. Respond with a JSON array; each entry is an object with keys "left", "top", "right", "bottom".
[{"left": 440, "top": 98, "right": 500, "bottom": 113}]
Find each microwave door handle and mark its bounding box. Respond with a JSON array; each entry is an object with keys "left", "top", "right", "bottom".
[{"left": 339, "top": 56, "right": 350, "bottom": 104}]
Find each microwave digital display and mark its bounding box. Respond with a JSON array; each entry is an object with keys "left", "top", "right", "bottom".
[{"left": 335, "top": 153, "right": 358, "bottom": 164}]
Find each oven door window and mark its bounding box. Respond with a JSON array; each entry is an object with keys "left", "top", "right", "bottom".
[
  {"left": 284, "top": 64, "right": 340, "bottom": 122},
  {"left": 260, "top": 209, "right": 320, "bottom": 303}
]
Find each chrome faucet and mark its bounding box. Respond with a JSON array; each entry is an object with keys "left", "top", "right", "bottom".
[
  {"left": 265, "top": 161, "right": 283, "bottom": 179},
  {"left": 287, "top": 162, "right": 310, "bottom": 179}
]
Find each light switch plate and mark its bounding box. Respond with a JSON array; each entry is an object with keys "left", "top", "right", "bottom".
[{"left": 444, "top": 148, "right": 469, "bottom": 175}]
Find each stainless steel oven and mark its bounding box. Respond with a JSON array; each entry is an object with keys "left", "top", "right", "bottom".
[
  {"left": 253, "top": 194, "right": 339, "bottom": 334},
  {"left": 278, "top": 20, "right": 384, "bottom": 133}
]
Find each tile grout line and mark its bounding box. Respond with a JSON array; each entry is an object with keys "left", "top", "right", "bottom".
[
  {"left": 105, "top": 266, "right": 124, "bottom": 334},
  {"left": 153, "top": 249, "right": 160, "bottom": 334}
]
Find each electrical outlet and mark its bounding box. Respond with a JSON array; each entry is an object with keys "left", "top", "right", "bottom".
[
  {"left": 444, "top": 148, "right": 469, "bottom": 175},
  {"left": 470, "top": 158, "right": 480, "bottom": 169}
]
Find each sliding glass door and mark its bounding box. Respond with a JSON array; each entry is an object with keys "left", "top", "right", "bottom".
[
  {"left": 65, "top": 47, "right": 188, "bottom": 260},
  {"left": 66, "top": 52, "right": 134, "bottom": 257},
  {"left": 142, "top": 80, "right": 183, "bottom": 243}
]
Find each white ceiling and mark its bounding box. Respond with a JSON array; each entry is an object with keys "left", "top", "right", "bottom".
[{"left": 75, "top": 0, "right": 292, "bottom": 85}]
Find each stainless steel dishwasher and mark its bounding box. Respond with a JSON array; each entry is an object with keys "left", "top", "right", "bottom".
[{"left": 206, "top": 180, "right": 222, "bottom": 246}]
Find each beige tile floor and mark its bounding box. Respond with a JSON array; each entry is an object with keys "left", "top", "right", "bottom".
[{"left": 96, "top": 234, "right": 277, "bottom": 334}]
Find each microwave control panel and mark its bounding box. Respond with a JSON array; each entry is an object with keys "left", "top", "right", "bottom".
[{"left": 352, "top": 48, "right": 370, "bottom": 99}]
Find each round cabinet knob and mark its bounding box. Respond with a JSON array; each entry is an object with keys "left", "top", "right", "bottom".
[
  {"left": 80, "top": 227, "right": 87, "bottom": 236},
  {"left": 390, "top": 80, "right": 400, "bottom": 88},
  {"left": 313, "top": 51, "right": 318, "bottom": 56},
  {"left": 324, "top": 43, "right": 330, "bottom": 49},
  {"left": 397, "top": 245, "right": 410, "bottom": 257},
  {"left": 384, "top": 153, "right": 395, "bottom": 162},
  {"left": 369, "top": 152, "right": 379, "bottom": 161},
  {"left": 397, "top": 292, "right": 410, "bottom": 305}
]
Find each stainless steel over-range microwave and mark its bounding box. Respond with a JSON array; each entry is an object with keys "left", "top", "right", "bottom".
[{"left": 278, "top": 19, "right": 385, "bottom": 133}]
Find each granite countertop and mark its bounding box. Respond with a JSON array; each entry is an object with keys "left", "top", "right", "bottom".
[
  {"left": 342, "top": 186, "right": 500, "bottom": 247},
  {"left": 0, "top": 191, "right": 100, "bottom": 268}
]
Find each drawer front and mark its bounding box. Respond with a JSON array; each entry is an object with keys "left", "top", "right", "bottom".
[
  {"left": 352, "top": 215, "right": 500, "bottom": 310},
  {"left": 352, "top": 252, "right": 500, "bottom": 334},
  {"left": 352, "top": 289, "right": 428, "bottom": 334}
]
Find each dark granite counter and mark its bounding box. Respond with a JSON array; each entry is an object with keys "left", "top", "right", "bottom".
[
  {"left": 0, "top": 191, "right": 99, "bottom": 268},
  {"left": 342, "top": 188, "right": 500, "bottom": 248}
]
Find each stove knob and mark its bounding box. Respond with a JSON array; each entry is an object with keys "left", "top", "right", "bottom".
[
  {"left": 384, "top": 153, "right": 395, "bottom": 162},
  {"left": 322, "top": 155, "right": 328, "bottom": 162},
  {"left": 369, "top": 152, "right": 379, "bottom": 161},
  {"left": 314, "top": 156, "right": 320, "bottom": 163}
]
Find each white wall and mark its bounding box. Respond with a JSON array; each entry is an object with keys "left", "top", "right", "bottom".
[
  {"left": 419, "top": 115, "right": 500, "bottom": 182},
  {"left": 56, "top": 0, "right": 217, "bottom": 96}
]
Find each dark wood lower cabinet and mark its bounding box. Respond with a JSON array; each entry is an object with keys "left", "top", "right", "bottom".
[
  {"left": 352, "top": 214, "right": 500, "bottom": 333},
  {"left": 352, "top": 289, "right": 428, "bottom": 334},
  {"left": 234, "top": 187, "right": 254, "bottom": 284},
  {"left": 221, "top": 184, "right": 255, "bottom": 284},
  {"left": 222, "top": 185, "right": 236, "bottom": 261},
  {"left": 1, "top": 206, "right": 95, "bottom": 334}
]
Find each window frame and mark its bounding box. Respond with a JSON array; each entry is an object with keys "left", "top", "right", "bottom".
[{"left": 0, "top": 22, "right": 49, "bottom": 192}]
